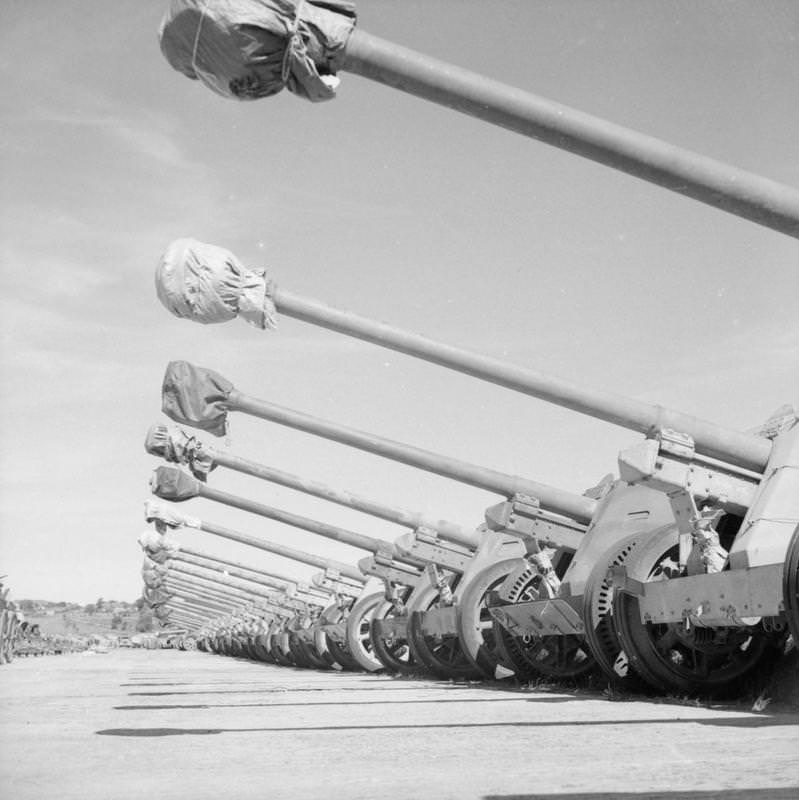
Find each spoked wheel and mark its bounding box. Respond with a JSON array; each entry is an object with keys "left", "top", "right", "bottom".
[
  {"left": 457, "top": 559, "right": 527, "bottom": 679},
  {"left": 492, "top": 564, "right": 594, "bottom": 681},
  {"left": 182, "top": 637, "right": 197, "bottom": 652},
  {"left": 287, "top": 633, "right": 313, "bottom": 668},
  {"left": 582, "top": 534, "right": 648, "bottom": 691},
  {"left": 251, "top": 635, "right": 275, "bottom": 663},
  {"left": 407, "top": 587, "right": 482, "bottom": 680},
  {"left": 345, "top": 592, "right": 388, "bottom": 673},
  {"left": 291, "top": 633, "right": 330, "bottom": 670},
  {"left": 269, "top": 633, "right": 295, "bottom": 667},
  {"left": 324, "top": 635, "right": 362, "bottom": 671},
  {"left": 782, "top": 524, "right": 799, "bottom": 644},
  {"left": 615, "top": 527, "right": 776, "bottom": 696},
  {"left": 371, "top": 602, "right": 419, "bottom": 676},
  {"left": 313, "top": 628, "right": 344, "bottom": 670}
]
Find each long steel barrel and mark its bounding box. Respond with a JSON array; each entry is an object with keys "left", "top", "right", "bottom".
[
  {"left": 161, "top": 605, "right": 208, "bottom": 624},
  {"left": 272, "top": 290, "right": 772, "bottom": 472},
  {"left": 146, "top": 424, "right": 478, "bottom": 549},
  {"left": 171, "top": 551, "right": 293, "bottom": 593},
  {"left": 161, "top": 363, "right": 598, "bottom": 521},
  {"left": 165, "top": 582, "right": 252, "bottom": 610},
  {"left": 167, "top": 593, "right": 241, "bottom": 616},
  {"left": 152, "top": 570, "right": 258, "bottom": 605},
  {"left": 160, "top": 600, "right": 228, "bottom": 623},
  {"left": 173, "top": 548, "right": 332, "bottom": 604},
  {"left": 158, "top": 265, "right": 772, "bottom": 472},
  {"left": 166, "top": 589, "right": 264, "bottom": 619},
  {"left": 164, "top": 576, "right": 279, "bottom": 613},
  {"left": 175, "top": 544, "right": 329, "bottom": 598},
  {"left": 158, "top": 7, "right": 799, "bottom": 238},
  {"left": 165, "top": 577, "right": 292, "bottom": 618},
  {"left": 144, "top": 501, "right": 367, "bottom": 584},
  {"left": 151, "top": 466, "right": 425, "bottom": 566},
  {"left": 165, "top": 565, "right": 319, "bottom": 616},
  {"left": 164, "top": 581, "right": 249, "bottom": 611},
  {"left": 169, "top": 561, "right": 285, "bottom": 600},
  {"left": 342, "top": 30, "right": 799, "bottom": 239}
]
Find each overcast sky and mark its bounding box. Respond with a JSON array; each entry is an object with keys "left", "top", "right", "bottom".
[{"left": 1, "top": 1, "right": 797, "bottom": 604}]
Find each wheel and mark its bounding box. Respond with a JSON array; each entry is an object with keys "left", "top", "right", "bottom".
[
  {"left": 300, "top": 634, "right": 333, "bottom": 671},
  {"left": 457, "top": 559, "right": 526, "bottom": 679},
  {"left": 582, "top": 534, "right": 648, "bottom": 690},
  {"left": 269, "top": 633, "right": 295, "bottom": 666},
  {"left": 345, "top": 592, "right": 387, "bottom": 672},
  {"left": 251, "top": 635, "right": 275, "bottom": 663},
  {"left": 370, "top": 602, "right": 419, "bottom": 676},
  {"left": 289, "top": 632, "right": 331, "bottom": 670},
  {"left": 615, "top": 526, "right": 775, "bottom": 696},
  {"left": 287, "top": 633, "right": 313, "bottom": 668},
  {"left": 407, "top": 586, "right": 482, "bottom": 680},
  {"left": 324, "top": 635, "right": 362, "bottom": 671},
  {"left": 782, "top": 523, "right": 799, "bottom": 644},
  {"left": 492, "top": 563, "right": 594, "bottom": 680},
  {"left": 312, "top": 628, "right": 344, "bottom": 670}
]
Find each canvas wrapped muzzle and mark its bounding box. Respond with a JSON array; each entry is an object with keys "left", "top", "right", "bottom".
[
  {"left": 162, "top": 361, "right": 233, "bottom": 437},
  {"left": 156, "top": 238, "right": 277, "bottom": 329},
  {"left": 159, "top": 0, "right": 356, "bottom": 103}
]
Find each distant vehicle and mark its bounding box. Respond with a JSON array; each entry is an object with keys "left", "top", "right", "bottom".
[{"left": 118, "top": 637, "right": 132, "bottom": 648}]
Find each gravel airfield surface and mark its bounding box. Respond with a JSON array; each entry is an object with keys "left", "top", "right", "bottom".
[{"left": 1, "top": 649, "right": 798, "bottom": 799}]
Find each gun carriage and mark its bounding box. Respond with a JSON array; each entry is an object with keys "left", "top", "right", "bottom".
[{"left": 148, "top": 2, "right": 799, "bottom": 694}]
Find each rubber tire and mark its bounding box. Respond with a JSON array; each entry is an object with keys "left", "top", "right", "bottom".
[
  {"left": 457, "top": 559, "right": 524, "bottom": 680},
  {"left": 614, "top": 527, "right": 774, "bottom": 697},
  {"left": 407, "top": 585, "right": 482, "bottom": 680},
  {"left": 345, "top": 592, "right": 387, "bottom": 673},
  {"left": 582, "top": 533, "right": 648, "bottom": 691}
]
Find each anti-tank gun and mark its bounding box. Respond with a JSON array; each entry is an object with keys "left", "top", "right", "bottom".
[
  {"left": 156, "top": 363, "right": 628, "bottom": 681},
  {"left": 142, "top": 512, "right": 354, "bottom": 668},
  {"left": 154, "top": 344, "right": 797, "bottom": 693},
  {"left": 139, "top": 535, "right": 311, "bottom": 663},
  {"left": 149, "top": 464, "right": 466, "bottom": 673},
  {"left": 150, "top": 14, "right": 799, "bottom": 691},
  {"left": 157, "top": 0, "right": 799, "bottom": 241},
  {"left": 148, "top": 422, "right": 498, "bottom": 676},
  {"left": 144, "top": 496, "right": 383, "bottom": 669}
]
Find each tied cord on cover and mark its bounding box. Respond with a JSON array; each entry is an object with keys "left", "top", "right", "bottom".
[
  {"left": 162, "top": 361, "right": 233, "bottom": 437},
  {"left": 159, "top": 0, "right": 356, "bottom": 102},
  {"left": 156, "top": 238, "right": 278, "bottom": 330}
]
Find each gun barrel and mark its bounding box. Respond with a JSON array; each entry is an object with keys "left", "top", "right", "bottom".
[
  {"left": 169, "top": 586, "right": 247, "bottom": 611},
  {"left": 151, "top": 464, "right": 421, "bottom": 566},
  {"left": 226, "top": 391, "right": 597, "bottom": 521},
  {"left": 211, "top": 448, "right": 479, "bottom": 549},
  {"left": 170, "top": 561, "right": 282, "bottom": 600},
  {"left": 342, "top": 30, "right": 799, "bottom": 239},
  {"left": 175, "top": 511, "right": 366, "bottom": 584},
  {"left": 171, "top": 552, "right": 292, "bottom": 593},
  {"left": 176, "top": 544, "right": 313, "bottom": 591},
  {"left": 200, "top": 483, "right": 410, "bottom": 560},
  {"left": 270, "top": 291, "right": 772, "bottom": 472},
  {"left": 165, "top": 575, "right": 278, "bottom": 612}
]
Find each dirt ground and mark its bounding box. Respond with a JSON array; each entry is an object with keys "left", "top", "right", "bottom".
[{"left": 0, "top": 649, "right": 797, "bottom": 800}]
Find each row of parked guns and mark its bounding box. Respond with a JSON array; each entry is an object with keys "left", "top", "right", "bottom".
[{"left": 139, "top": 1, "right": 798, "bottom": 696}]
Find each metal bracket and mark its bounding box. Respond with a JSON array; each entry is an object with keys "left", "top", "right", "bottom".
[
  {"left": 357, "top": 555, "right": 420, "bottom": 588},
  {"left": 395, "top": 528, "right": 474, "bottom": 572},
  {"left": 605, "top": 565, "right": 646, "bottom": 596},
  {"left": 484, "top": 494, "right": 586, "bottom": 550},
  {"left": 488, "top": 597, "right": 584, "bottom": 636},
  {"left": 425, "top": 564, "right": 454, "bottom": 605},
  {"left": 618, "top": 429, "right": 760, "bottom": 516}
]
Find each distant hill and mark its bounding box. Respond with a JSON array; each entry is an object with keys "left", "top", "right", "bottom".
[{"left": 17, "top": 598, "right": 154, "bottom": 637}]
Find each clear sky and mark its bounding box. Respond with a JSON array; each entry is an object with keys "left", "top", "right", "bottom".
[{"left": 1, "top": 1, "right": 797, "bottom": 604}]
